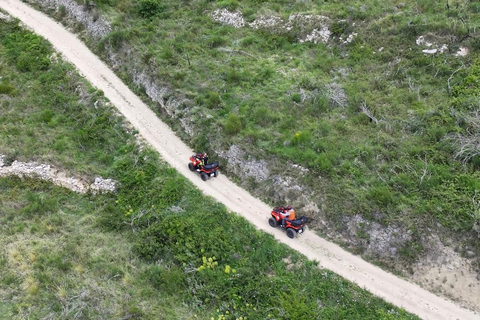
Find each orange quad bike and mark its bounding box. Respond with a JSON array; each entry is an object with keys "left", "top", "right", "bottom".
[
  {"left": 269, "top": 206, "right": 308, "bottom": 239},
  {"left": 188, "top": 154, "right": 219, "bottom": 181}
]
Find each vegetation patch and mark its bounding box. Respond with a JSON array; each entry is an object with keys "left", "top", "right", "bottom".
[
  {"left": 0, "top": 17, "right": 419, "bottom": 319},
  {"left": 36, "top": 0, "right": 480, "bottom": 271}
]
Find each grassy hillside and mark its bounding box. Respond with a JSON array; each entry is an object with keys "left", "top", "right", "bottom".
[
  {"left": 29, "top": 0, "right": 480, "bottom": 269},
  {"left": 0, "top": 17, "right": 419, "bottom": 319}
]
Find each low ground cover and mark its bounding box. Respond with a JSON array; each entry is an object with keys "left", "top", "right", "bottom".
[
  {"left": 30, "top": 0, "right": 480, "bottom": 266},
  {"left": 0, "top": 17, "right": 418, "bottom": 319}
]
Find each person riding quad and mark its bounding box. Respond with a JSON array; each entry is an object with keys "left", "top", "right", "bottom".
[
  {"left": 280, "top": 206, "right": 296, "bottom": 226},
  {"left": 195, "top": 152, "right": 208, "bottom": 166}
]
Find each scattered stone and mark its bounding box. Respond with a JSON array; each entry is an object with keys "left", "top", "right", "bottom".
[
  {"left": 132, "top": 71, "right": 195, "bottom": 136},
  {"left": 416, "top": 35, "right": 433, "bottom": 47},
  {"left": 455, "top": 47, "right": 468, "bottom": 57},
  {"left": 90, "top": 177, "right": 116, "bottom": 194},
  {"left": 344, "top": 214, "right": 412, "bottom": 259},
  {"left": 27, "top": 0, "right": 111, "bottom": 38},
  {"left": 0, "top": 155, "right": 116, "bottom": 194},
  {"left": 211, "top": 9, "right": 332, "bottom": 44},
  {"left": 422, "top": 44, "right": 447, "bottom": 55},
  {"left": 0, "top": 12, "right": 12, "bottom": 21},
  {"left": 249, "top": 15, "right": 283, "bottom": 31},
  {"left": 339, "top": 32, "right": 357, "bottom": 45},
  {"left": 466, "top": 251, "right": 475, "bottom": 258},
  {"left": 416, "top": 35, "right": 459, "bottom": 56},
  {"left": 211, "top": 9, "right": 245, "bottom": 28},
  {"left": 217, "top": 145, "right": 270, "bottom": 182},
  {"left": 299, "top": 27, "right": 331, "bottom": 44}
]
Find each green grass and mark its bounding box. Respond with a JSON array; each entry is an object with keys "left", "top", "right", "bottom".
[
  {"left": 0, "top": 17, "right": 419, "bottom": 319},
  {"left": 33, "top": 0, "right": 480, "bottom": 265}
]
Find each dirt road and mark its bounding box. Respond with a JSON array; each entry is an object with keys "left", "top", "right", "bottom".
[{"left": 1, "top": 1, "right": 478, "bottom": 319}]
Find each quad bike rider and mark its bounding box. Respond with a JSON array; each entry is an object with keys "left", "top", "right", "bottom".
[
  {"left": 269, "top": 206, "right": 308, "bottom": 238},
  {"left": 188, "top": 152, "right": 219, "bottom": 181}
]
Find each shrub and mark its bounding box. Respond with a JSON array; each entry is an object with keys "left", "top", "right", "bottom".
[
  {"left": 224, "top": 113, "right": 244, "bottom": 135},
  {"left": 2, "top": 32, "right": 51, "bottom": 72},
  {"left": 144, "top": 265, "right": 186, "bottom": 294},
  {"left": 290, "top": 130, "right": 312, "bottom": 147},
  {"left": 280, "top": 289, "right": 318, "bottom": 319},
  {"left": 314, "top": 152, "right": 334, "bottom": 173},
  {"left": 240, "top": 35, "right": 258, "bottom": 47},
  {"left": 330, "top": 20, "right": 349, "bottom": 37},
  {"left": 217, "top": 0, "right": 239, "bottom": 11},
  {"left": 225, "top": 67, "right": 243, "bottom": 84},
  {"left": 206, "top": 90, "right": 222, "bottom": 108},
  {"left": 107, "top": 30, "right": 127, "bottom": 50},
  {"left": 137, "top": 0, "right": 165, "bottom": 18},
  {"left": 291, "top": 92, "right": 302, "bottom": 103},
  {"left": 208, "top": 35, "right": 227, "bottom": 48},
  {"left": 57, "top": 5, "right": 67, "bottom": 18},
  {"left": 253, "top": 64, "right": 275, "bottom": 84},
  {"left": 0, "top": 82, "right": 16, "bottom": 95},
  {"left": 160, "top": 46, "right": 173, "bottom": 60},
  {"left": 367, "top": 185, "right": 394, "bottom": 207},
  {"left": 253, "top": 107, "right": 278, "bottom": 126}
]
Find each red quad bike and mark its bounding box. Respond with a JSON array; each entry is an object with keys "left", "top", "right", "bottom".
[
  {"left": 269, "top": 207, "right": 308, "bottom": 239},
  {"left": 188, "top": 154, "right": 219, "bottom": 181}
]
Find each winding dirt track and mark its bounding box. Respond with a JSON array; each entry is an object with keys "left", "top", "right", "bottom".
[{"left": 1, "top": 1, "right": 478, "bottom": 319}]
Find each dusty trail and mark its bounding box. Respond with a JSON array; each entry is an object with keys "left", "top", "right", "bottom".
[{"left": 1, "top": 1, "right": 478, "bottom": 319}]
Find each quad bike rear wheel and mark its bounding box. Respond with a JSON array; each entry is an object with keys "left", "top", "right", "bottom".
[
  {"left": 188, "top": 163, "right": 195, "bottom": 171},
  {"left": 268, "top": 217, "right": 277, "bottom": 227},
  {"left": 200, "top": 172, "right": 208, "bottom": 181},
  {"left": 286, "top": 228, "right": 296, "bottom": 239},
  {"left": 213, "top": 170, "right": 218, "bottom": 177}
]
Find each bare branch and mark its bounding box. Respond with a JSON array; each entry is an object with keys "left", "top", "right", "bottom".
[
  {"left": 360, "top": 102, "right": 379, "bottom": 125},
  {"left": 447, "top": 64, "right": 464, "bottom": 94},
  {"left": 418, "top": 155, "right": 430, "bottom": 186}
]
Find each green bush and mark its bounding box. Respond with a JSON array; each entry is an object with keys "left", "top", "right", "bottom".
[
  {"left": 106, "top": 30, "right": 127, "bottom": 50},
  {"left": 253, "top": 106, "right": 278, "bottom": 126},
  {"left": 160, "top": 46, "right": 174, "bottom": 60},
  {"left": 290, "top": 130, "right": 312, "bottom": 146},
  {"left": 196, "top": 90, "right": 221, "bottom": 109},
  {"left": 330, "top": 20, "right": 349, "bottom": 37},
  {"left": 2, "top": 32, "right": 51, "bottom": 72},
  {"left": 367, "top": 185, "right": 394, "bottom": 207},
  {"left": 314, "top": 152, "right": 334, "bottom": 172},
  {"left": 217, "top": 0, "right": 239, "bottom": 11},
  {"left": 208, "top": 35, "right": 227, "bottom": 48},
  {"left": 137, "top": 0, "right": 165, "bottom": 18},
  {"left": 225, "top": 67, "right": 243, "bottom": 84},
  {"left": 144, "top": 265, "right": 186, "bottom": 295},
  {"left": 0, "top": 82, "right": 16, "bottom": 95},
  {"left": 291, "top": 92, "right": 302, "bottom": 103},
  {"left": 224, "top": 113, "right": 244, "bottom": 135}
]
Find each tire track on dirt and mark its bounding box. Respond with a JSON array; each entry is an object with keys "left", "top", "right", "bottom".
[{"left": 1, "top": 1, "right": 478, "bottom": 319}]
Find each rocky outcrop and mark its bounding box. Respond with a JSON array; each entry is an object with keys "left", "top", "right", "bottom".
[
  {"left": 0, "top": 155, "right": 116, "bottom": 194},
  {"left": 27, "top": 0, "right": 111, "bottom": 38}
]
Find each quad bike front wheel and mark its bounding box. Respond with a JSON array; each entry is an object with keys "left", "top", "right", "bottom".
[
  {"left": 188, "top": 163, "right": 195, "bottom": 171},
  {"left": 268, "top": 217, "right": 277, "bottom": 227},
  {"left": 286, "top": 228, "right": 296, "bottom": 239},
  {"left": 213, "top": 170, "right": 218, "bottom": 177},
  {"left": 200, "top": 172, "right": 208, "bottom": 181}
]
